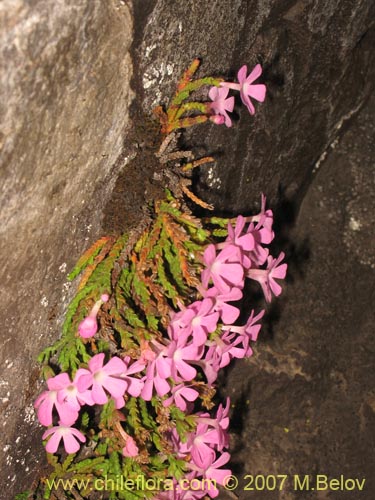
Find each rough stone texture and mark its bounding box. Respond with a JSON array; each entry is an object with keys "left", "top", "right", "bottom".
[
  {"left": 135, "top": 0, "right": 375, "bottom": 213},
  {"left": 0, "top": 0, "right": 133, "bottom": 492},
  {"left": 0, "top": 0, "right": 374, "bottom": 497},
  {"left": 220, "top": 93, "right": 375, "bottom": 500}
]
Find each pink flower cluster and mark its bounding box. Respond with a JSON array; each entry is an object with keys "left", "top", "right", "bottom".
[
  {"left": 166, "top": 400, "right": 231, "bottom": 499},
  {"left": 34, "top": 196, "right": 287, "bottom": 499},
  {"left": 209, "top": 64, "right": 266, "bottom": 127},
  {"left": 150, "top": 196, "right": 286, "bottom": 498},
  {"left": 34, "top": 353, "right": 145, "bottom": 454}
]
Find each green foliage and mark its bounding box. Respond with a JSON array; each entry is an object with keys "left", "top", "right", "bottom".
[
  {"left": 100, "top": 400, "right": 116, "bottom": 429},
  {"left": 33, "top": 59, "right": 233, "bottom": 499},
  {"left": 68, "top": 236, "right": 112, "bottom": 281},
  {"left": 14, "top": 492, "right": 30, "bottom": 500},
  {"left": 155, "top": 58, "right": 222, "bottom": 134},
  {"left": 126, "top": 398, "right": 141, "bottom": 431}
]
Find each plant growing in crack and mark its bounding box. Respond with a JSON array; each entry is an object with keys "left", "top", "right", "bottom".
[{"left": 25, "top": 59, "right": 286, "bottom": 500}]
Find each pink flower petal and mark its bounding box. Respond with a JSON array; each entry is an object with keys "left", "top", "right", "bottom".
[
  {"left": 141, "top": 378, "right": 153, "bottom": 401},
  {"left": 44, "top": 430, "right": 62, "bottom": 454},
  {"left": 241, "top": 92, "right": 255, "bottom": 115},
  {"left": 246, "top": 63, "right": 262, "bottom": 84},
  {"left": 47, "top": 373, "right": 70, "bottom": 391},
  {"left": 102, "top": 376, "right": 127, "bottom": 399},
  {"left": 154, "top": 376, "right": 171, "bottom": 397},
  {"left": 62, "top": 432, "right": 81, "bottom": 454},
  {"left": 269, "top": 279, "right": 282, "bottom": 297},
  {"left": 91, "top": 381, "right": 108, "bottom": 404},
  {"left": 103, "top": 356, "right": 127, "bottom": 375},
  {"left": 34, "top": 391, "right": 55, "bottom": 426},
  {"left": 76, "top": 372, "right": 92, "bottom": 392},
  {"left": 203, "top": 244, "right": 217, "bottom": 266},
  {"left": 247, "top": 83, "right": 266, "bottom": 102},
  {"left": 208, "top": 86, "right": 219, "bottom": 101},
  {"left": 113, "top": 396, "right": 125, "bottom": 409},
  {"left": 181, "top": 387, "right": 199, "bottom": 401},
  {"left": 126, "top": 377, "right": 144, "bottom": 397},
  {"left": 237, "top": 65, "right": 248, "bottom": 83},
  {"left": 218, "top": 263, "right": 243, "bottom": 284},
  {"left": 56, "top": 401, "right": 79, "bottom": 426},
  {"left": 88, "top": 353, "right": 105, "bottom": 373},
  {"left": 174, "top": 359, "right": 196, "bottom": 381},
  {"left": 221, "top": 303, "right": 240, "bottom": 324},
  {"left": 156, "top": 357, "right": 172, "bottom": 379}
]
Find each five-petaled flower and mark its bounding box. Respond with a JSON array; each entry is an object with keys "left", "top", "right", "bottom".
[
  {"left": 208, "top": 86, "right": 234, "bottom": 127},
  {"left": 34, "top": 376, "right": 82, "bottom": 427},
  {"left": 201, "top": 244, "right": 244, "bottom": 293},
  {"left": 77, "top": 353, "right": 130, "bottom": 407},
  {"left": 221, "top": 64, "right": 266, "bottom": 115},
  {"left": 246, "top": 252, "right": 287, "bottom": 302},
  {"left": 42, "top": 423, "right": 86, "bottom": 454}
]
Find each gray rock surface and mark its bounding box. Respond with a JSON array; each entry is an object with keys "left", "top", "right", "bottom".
[
  {"left": 0, "top": 0, "right": 133, "bottom": 492},
  {"left": 222, "top": 93, "right": 375, "bottom": 500},
  {"left": 0, "top": 0, "right": 374, "bottom": 497},
  {"left": 134, "top": 0, "right": 375, "bottom": 212}
]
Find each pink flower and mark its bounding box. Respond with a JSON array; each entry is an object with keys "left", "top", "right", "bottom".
[
  {"left": 202, "top": 286, "right": 242, "bottom": 324},
  {"left": 205, "top": 329, "right": 246, "bottom": 369},
  {"left": 188, "top": 452, "right": 232, "bottom": 498},
  {"left": 246, "top": 222, "right": 270, "bottom": 266},
  {"left": 222, "top": 309, "right": 264, "bottom": 356},
  {"left": 246, "top": 252, "right": 287, "bottom": 302},
  {"left": 34, "top": 376, "right": 81, "bottom": 426},
  {"left": 194, "top": 402, "right": 230, "bottom": 453},
  {"left": 212, "top": 399, "right": 230, "bottom": 450},
  {"left": 208, "top": 86, "right": 234, "bottom": 127},
  {"left": 141, "top": 340, "right": 172, "bottom": 400},
  {"left": 163, "top": 384, "right": 199, "bottom": 411},
  {"left": 201, "top": 244, "right": 244, "bottom": 293},
  {"left": 76, "top": 353, "right": 128, "bottom": 405},
  {"left": 230, "top": 195, "right": 273, "bottom": 267},
  {"left": 167, "top": 337, "right": 201, "bottom": 383},
  {"left": 78, "top": 294, "right": 109, "bottom": 338},
  {"left": 226, "top": 215, "right": 255, "bottom": 253},
  {"left": 218, "top": 209, "right": 273, "bottom": 267},
  {"left": 122, "top": 436, "right": 139, "bottom": 457},
  {"left": 42, "top": 424, "right": 86, "bottom": 454},
  {"left": 221, "top": 64, "right": 266, "bottom": 115},
  {"left": 169, "top": 299, "right": 219, "bottom": 346},
  {"left": 53, "top": 370, "right": 95, "bottom": 410},
  {"left": 215, "top": 398, "right": 230, "bottom": 433},
  {"left": 245, "top": 194, "right": 274, "bottom": 244},
  {"left": 181, "top": 421, "right": 218, "bottom": 467}
]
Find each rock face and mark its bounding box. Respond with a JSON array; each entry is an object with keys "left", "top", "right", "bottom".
[
  {"left": 0, "top": 0, "right": 374, "bottom": 497},
  {"left": 0, "top": 0, "right": 133, "bottom": 492},
  {"left": 134, "top": 0, "right": 375, "bottom": 212},
  {"left": 223, "top": 94, "right": 375, "bottom": 499}
]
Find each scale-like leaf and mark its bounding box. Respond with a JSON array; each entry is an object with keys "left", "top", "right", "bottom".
[{"left": 68, "top": 236, "right": 112, "bottom": 281}]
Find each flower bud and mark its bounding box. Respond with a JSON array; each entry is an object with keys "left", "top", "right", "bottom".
[
  {"left": 209, "top": 114, "right": 225, "bottom": 125},
  {"left": 78, "top": 294, "right": 109, "bottom": 338}
]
